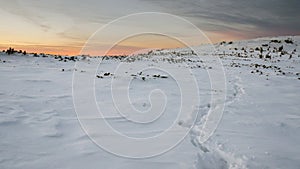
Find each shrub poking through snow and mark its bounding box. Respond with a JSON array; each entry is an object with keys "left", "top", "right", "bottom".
[{"left": 284, "top": 38, "right": 293, "bottom": 44}]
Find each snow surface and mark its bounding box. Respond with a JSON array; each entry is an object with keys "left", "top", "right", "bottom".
[{"left": 0, "top": 36, "right": 300, "bottom": 169}]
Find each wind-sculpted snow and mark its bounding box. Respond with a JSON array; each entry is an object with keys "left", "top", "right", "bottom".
[{"left": 0, "top": 36, "right": 299, "bottom": 168}]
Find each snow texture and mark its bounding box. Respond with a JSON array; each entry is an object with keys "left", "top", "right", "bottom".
[{"left": 0, "top": 36, "right": 300, "bottom": 168}]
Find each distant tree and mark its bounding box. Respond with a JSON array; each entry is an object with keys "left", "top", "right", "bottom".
[
  {"left": 6, "top": 47, "right": 15, "bottom": 55},
  {"left": 23, "top": 51, "right": 27, "bottom": 55},
  {"left": 6, "top": 48, "right": 10, "bottom": 54}
]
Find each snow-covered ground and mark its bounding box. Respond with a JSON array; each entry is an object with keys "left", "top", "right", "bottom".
[{"left": 0, "top": 36, "right": 299, "bottom": 169}]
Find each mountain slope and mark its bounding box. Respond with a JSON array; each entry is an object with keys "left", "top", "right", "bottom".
[{"left": 0, "top": 36, "right": 299, "bottom": 169}]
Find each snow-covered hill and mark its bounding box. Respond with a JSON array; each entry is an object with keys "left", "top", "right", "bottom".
[{"left": 0, "top": 36, "right": 299, "bottom": 169}]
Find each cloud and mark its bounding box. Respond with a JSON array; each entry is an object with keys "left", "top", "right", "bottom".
[
  {"left": 1, "top": 0, "right": 299, "bottom": 47},
  {"left": 141, "top": 0, "right": 300, "bottom": 38}
]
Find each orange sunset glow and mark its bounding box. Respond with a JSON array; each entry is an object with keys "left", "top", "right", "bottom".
[{"left": 1, "top": 1, "right": 299, "bottom": 56}]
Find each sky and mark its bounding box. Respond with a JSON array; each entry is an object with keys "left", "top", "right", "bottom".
[{"left": 0, "top": 0, "right": 299, "bottom": 55}]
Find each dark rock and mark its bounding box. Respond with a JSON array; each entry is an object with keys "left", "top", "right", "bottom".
[
  {"left": 284, "top": 39, "right": 293, "bottom": 44},
  {"left": 270, "top": 40, "right": 281, "bottom": 43},
  {"left": 278, "top": 45, "right": 283, "bottom": 52},
  {"left": 265, "top": 54, "right": 271, "bottom": 59},
  {"left": 104, "top": 72, "right": 110, "bottom": 76}
]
